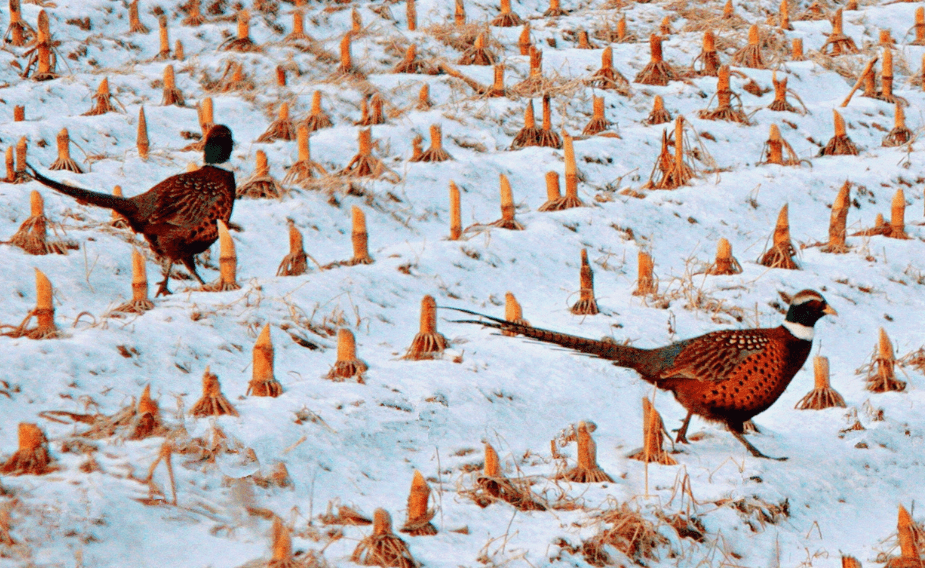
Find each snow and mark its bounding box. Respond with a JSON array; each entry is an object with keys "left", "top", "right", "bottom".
[{"left": 1, "top": 0, "right": 924, "bottom": 566}]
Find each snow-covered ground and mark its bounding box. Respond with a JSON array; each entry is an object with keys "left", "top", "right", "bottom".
[{"left": 1, "top": 0, "right": 924, "bottom": 566}]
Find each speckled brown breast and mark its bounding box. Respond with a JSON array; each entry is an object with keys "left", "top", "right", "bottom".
[{"left": 660, "top": 326, "right": 812, "bottom": 424}]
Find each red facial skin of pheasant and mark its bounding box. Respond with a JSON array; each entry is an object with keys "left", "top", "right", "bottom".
[
  {"left": 26, "top": 126, "right": 236, "bottom": 296},
  {"left": 455, "top": 289, "right": 836, "bottom": 460}
]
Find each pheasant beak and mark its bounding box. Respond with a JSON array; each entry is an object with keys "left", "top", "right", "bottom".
[{"left": 822, "top": 304, "right": 838, "bottom": 317}]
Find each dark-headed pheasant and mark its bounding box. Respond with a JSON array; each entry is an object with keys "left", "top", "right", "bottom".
[
  {"left": 453, "top": 290, "right": 837, "bottom": 460},
  {"left": 27, "top": 125, "right": 236, "bottom": 296}
]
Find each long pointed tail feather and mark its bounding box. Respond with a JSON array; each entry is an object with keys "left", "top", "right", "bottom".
[
  {"left": 445, "top": 306, "right": 646, "bottom": 369},
  {"left": 26, "top": 163, "right": 138, "bottom": 218}
]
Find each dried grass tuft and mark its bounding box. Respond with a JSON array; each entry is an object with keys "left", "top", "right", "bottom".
[
  {"left": 327, "top": 328, "right": 367, "bottom": 382},
  {"left": 248, "top": 324, "right": 283, "bottom": 397},
  {"left": 238, "top": 150, "right": 286, "bottom": 199},
  {"left": 351, "top": 509, "right": 419, "bottom": 568},
  {"left": 796, "top": 356, "right": 845, "bottom": 410},
  {"left": 491, "top": 0, "right": 523, "bottom": 27},
  {"left": 698, "top": 66, "right": 749, "bottom": 124},
  {"left": 459, "top": 32, "right": 496, "bottom": 65},
  {"left": 404, "top": 295, "right": 449, "bottom": 360},
  {"left": 1, "top": 423, "right": 55, "bottom": 476},
  {"left": 643, "top": 117, "right": 699, "bottom": 190},
  {"left": 883, "top": 105, "right": 913, "bottom": 147},
  {"left": 8, "top": 191, "right": 77, "bottom": 256},
  {"left": 645, "top": 95, "right": 672, "bottom": 125},
  {"left": 571, "top": 249, "right": 599, "bottom": 315},
  {"left": 573, "top": 501, "right": 669, "bottom": 565},
  {"left": 468, "top": 443, "right": 547, "bottom": 511},
  {"left": 629, "top": 398, "right": 677, "bottom": 465},
  {"left": 110, "top": 248, "right": 154, "bottom": 315},
  {"left": 305, "top": 91, "right": 333, "bottom": 133},
  {"left": 411, "top": 125, "right": 452, "bottom": 162},
  {"left": 588, "top": 47, "right": 630, "bottom": 95},
  {"left": 634, "top": 34, "right": 678, "bottom": 86},
  {"left": 559, "top": 422, "right": 613, "bottom": 482},
  {"left": 284, "top": 125, "right": 327, "bottom": 188},
  {"left": 3, "top": 269, "right": 63, "bottom": 339},
  {"left": 277, "top": 222, "right": 310, "bottom": 277},
  {"left": 190, "top": 367, "right": 238, "bottom": 417},
  {"left": 221, "top": 9, "right": 259, "bottom": 52},
  {"left": 731, "top": 24, "right": 766, "bottom": 68},
  {"left": 758, "top": 204, "right": 799, "bottom": 269},
  {"left": 820, "top": 9, "right": 858, "bottom": 55},
  {"left": 706, "top": 238, "right": 742, "bottom": 275},
  {"left": 819, "top": 110, "right": 858, "bottom": 156},
  {"left": 858, "top": 328, "right": 906, "bottom": 393},
  {"left": 340, "top": 129, "right": 399, "bottom": 182},
  {"left": 760, "top": 124, "right": 805, "bottom": 166},
  {"left": 400, "top": 471, "right": 437, "bottom": 536}
]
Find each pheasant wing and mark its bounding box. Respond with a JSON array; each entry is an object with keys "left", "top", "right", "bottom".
[
  {"left": 657, "top": 330, "right": 770, "bottom": 382},
  {"left": 145, "top": 173, "right": 226, "bottom": 228}
]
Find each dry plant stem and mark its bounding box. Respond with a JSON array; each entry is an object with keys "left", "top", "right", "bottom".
[
  {"left": 277, "top": 222, "right": 308, "bottom": 276},
  {"left": 821, "top": 9, "right": 858, "bottom": 55},
  {"left": 633, "top": 251, "right": 657, "bottom": 296},
  {"left": 84, "top": 77, "right": 118, "bottom": 116},
  {"left": 489, "top": 174, "right": 525, "bottom": 230},
  {"left": 822, "top": 181, "right": 851, "bottom": 253},
  {"left": 285, "top": 9, "right": 310, "bottom": 43},
  {"left": 137, "top": 107, "right": 149, "bottom": 160},
  {"left": 589, "top": 46, "right": 630, "bottom": 94},
  {"left": 518, "top": 24, "right": 531, "bottom": 55},
  {"left": 129, "top": 0, "right": 149, "bottom": 33},
  {"left": 887, "top": 506, "right": 923, "bottom": 568},
  {"left": 183, "top": 0, "right": 206, "bottom": 26},
  {"left": 707, "top": 238, "right": 742, "bottom": 275},
  {"left": 25, "top": 11, "right": 57, "bottom": 81},
  {"left": 449, "top": 181, "right": 462, "bottom": 240},
  {"left": 491, "top": 0, "right": 523, "bottom": 27},
  {"left": 874, "top": 48, "right": 901, "bottom": 104},
  {"left": 131, "top": 384, "right": 162, "bottom": 440},
  {"left": 198, "top": 220, "right": 240, "bottom": 291},
  {"left": 820, "top": 110, "right": 858, "bottom": 156},
  {"left": 792, "top": 38, "right": 804, "bottom": 61},
  {"left": 731, "top": 24, "right": 765, "bottom": 68},
  {"left": 9, "top": 269, "right": 62, "bottom": 340},
  {"left": 190, "top": 367, "right": 238, "bottom": 417},
  {"left": 511, "top": 100, "right": 543, "bottom": 149},
  {"left": 14, "top": 106, "right": 24, "bottom": 122},
  {"left": 222, "top": 9, "right": 258, "bottom": 52},
  {"left": 647, "top": 117, "right": 694, "bottom": 190},
  {"left": 403, "top": 295, "right": 449, "bottom": 360},
  {"left": 760, "top": 124, "right": 802, "bottom": 166},
  {"left": 161, "top": 65, "right": 185, "bottom": 106},
  {"left": 883, "top": 104, "right": 912, "bottom": 147},
  {"left": 544, "top": 0, "right": 567, "bottom": 17},
  {"left": 327, "top": 328, "right": 368, "bottom": 381},
  {"left": 401, "top": 471, "right": 437, "bottom": 536},
  {"left": 694, "top": 31, "right": 721, "bottom": 76},
  {"left": 474, "top": 443, "right": 546, "bottom": 511},
  {"left": 629, "top": 398, "right": 677, "bottom": 465},
  {"left": 249, "top": 324, "right": 283, "bottom": 397},
  {"left": 501, "top": 292, "right": 528, "bottom": 337},
  {"left": 9, "top": 191, "right": 73, "bottom": 256},
  {"left": 154, "top": 16, "right": 171, "bottom": 60},
  {"left": 283, "top": 125, "right": 327, "bottom": 187},
  {"left": 356, "top": 94, "right": 386, "bottom": 126},
  {"left": 864, "top": 328, "right": 906, "bottom": 392},
  {"left": 796, "top": 356, "right": 846, "bottom": 409},
  {"left": 49, "top": 128, "right": 82, "bottom": 173},
  {"left": 12, "top": 137, "right": 31, "bottom": 183},
  {"left": 458, "top": 32, "right": 496, "bottom": 66},
  {"left": 536, "top": 95, "right": 562, "bottom": 149},
  {"left": 413, "top": 125, "right": 452, "bottom": 162},
  {"left": 351, "top": 509, "right": 418, "bottom": 568},
  {"left": 348, "top": 206, "right": 373, "bottom": 265},
  {"left": 560, "top": 422, "right": 613, "bottom": 482},
  {"left": 698, "top": 65, "right": 749, "bottom": 124},
  {"left": 1, "top": 423, "right": 54, "bottom": 475},
  {"left": 759, "top": 204, "right": 799, "bottom": 269},
  {"left": 888, "top": 189, "right": 910, "bottom": 240},
  {"left": 268, "top": 517, "right": 299, "bottom": 567},
  {"left": 912, "top": 8, "right": 925, "bottom": 46},
  {"left": 305, "top": 91, "right": 333, "bottom": 132},
  {"left": 779, "top": 0, "right": 792, "bottom": 30},
  {"left": 406, "top": 0, "right": 417, "bottom": 31},
  {"left": 111, "top": 248, "right": 155, "bottom": 314},
  {"left": 455, "top": 0, "right": 465, "bottom": 25},
  {"left": 341, "top": 128, "right": 398, "bottom": 181},
  {"left": 543, "top": 133, "right": 585, "bottom": 210},
  {"left": 237, "top": 150, "right": 285, "bottom": 199},
  {"left": 635, "top": 34, "right": 677, "bottom": 86},
  {"left": 4, "top": 0, "right": 35, "bottom": 46},
  {"left": 768, "top": 74, "right": 798, "bottom": 112},
  {"left": 646, "top": 95, "right": 672, "bottom": 125},
  {"left": 257, "top": 103, "right": 296, "bottom": 142},
  {"left": 571, "top": 249, "right": 599, "bottom": 315},
  {"left": 417, "top": 84, "right": 431, "bottom": 110}
]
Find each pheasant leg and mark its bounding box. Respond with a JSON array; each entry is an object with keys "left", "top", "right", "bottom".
[
  {"left": 674, "top": 411, "right": 693, "bottom": 444},
  {"left": 730, "top": 430, "right": 787, "bottom": 461},
  {"left": 156, "top": 262, "right": 174, "bottom": 297}
]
